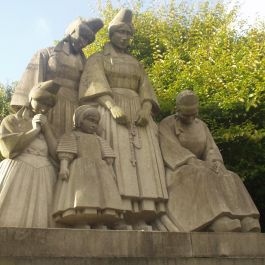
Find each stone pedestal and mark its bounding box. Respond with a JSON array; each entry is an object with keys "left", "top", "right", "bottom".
[{"left": 0, "top": 228, "right": 264, "bottom": 264}]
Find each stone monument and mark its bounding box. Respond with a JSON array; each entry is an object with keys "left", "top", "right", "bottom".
[{"left": 0, "top": 8, "right": 264, "bottom": 265}]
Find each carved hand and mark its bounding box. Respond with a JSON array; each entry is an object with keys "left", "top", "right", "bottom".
[
  {"left": 31, "top": 115, "right": 42, "bottom": 131},
  {"left": 59, "top": 167, "right": 70, "bottom": 181},
  {"left": 135, "top": 101, "right": 152, "bottom": 127},
  {"left": 110, "top": 105, "right": 129, "bottom": 126},
  {"left": 105, "top": 157, "right": 114, "bottom": 165}
]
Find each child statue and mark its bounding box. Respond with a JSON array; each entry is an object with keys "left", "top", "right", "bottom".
[
  {"left": 0, "top": 80, "right": 60, "bottom": 228},
  {"left": 52, "top": 105, "right": 125, "bottom": 229}
]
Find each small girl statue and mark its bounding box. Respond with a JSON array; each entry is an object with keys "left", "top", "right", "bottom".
[
  {"left": 0, "top": 80, "right": 60, "bottom": 228},
  {"left": 53, "top": 105, "right": 124, "bottom": 228}
]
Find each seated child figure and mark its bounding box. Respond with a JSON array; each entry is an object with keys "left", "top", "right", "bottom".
[{"left": 53, "top": 105, "right": 124, "bottom": 228}]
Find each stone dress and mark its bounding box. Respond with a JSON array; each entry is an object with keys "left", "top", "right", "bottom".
[
  {"left": 53, "top": 131, "right": 124, "bottom": 226},
  {"left": 0, "top": 109, "right": 57, "bottom": 228},
  {"left": 79, "top": 42, "right": 168, "bottom": 223},
  {"left": 159, "top": 115, "right": 260, "bottom": 231},
  {"left": 11, "top": 41, "right": 85, "bottom": 137}
]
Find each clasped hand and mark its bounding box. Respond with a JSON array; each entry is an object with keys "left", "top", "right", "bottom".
[{"left": 32, "top": 114, "right": 47, "bottom": 130}]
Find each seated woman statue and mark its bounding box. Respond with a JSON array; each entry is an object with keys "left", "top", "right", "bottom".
[
  {"left": 0, "top": 80, "right": 59, "bottom": 228},
  {"left": 159, "top": 90, "right": 260, "bottom": 232},
  {"left": 79, "top": 9, "right": 168, "bottom": 230},
  {"left": 11, "top": 17, "right": 103, "bottom": 137}
]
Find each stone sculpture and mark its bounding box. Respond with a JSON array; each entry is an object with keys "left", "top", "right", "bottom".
[
  {"left": 0, "top": 80, "right": 60, "bottom": 228},
  {"left": 52, "top": 105, "right": 125, "bottom": 229},
  {"left": 11, "top": 17, "right": 103, "bottom": 137},
  {"left": 79, "top": 9, "right": 168, "bottom": 230},
  {"left": 159, "top": 90, "right": 261, "bottom": 232}
]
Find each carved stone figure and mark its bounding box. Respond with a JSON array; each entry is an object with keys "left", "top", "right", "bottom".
[
  {"left": 11, "top": 18, "right": 103, "bottom": 137},
  {"left": 0, "top": 80, "right": 60, "bottom": 228},
  {"left": 159, "top": 90, "right": 261, "bottom": 232},
  {"left": 52, "top": 105, "right": 125, "bottom": 229},
  {"left": 79, "top": 9, "right": 168, "bottom": 230}
]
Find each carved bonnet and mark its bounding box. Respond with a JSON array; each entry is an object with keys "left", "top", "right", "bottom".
[
  {"left": 176, "top": 90, "right": 199, "bottom": 115},
  {"left": 108, "top": 8, "right": 134, "bottom": 36}
]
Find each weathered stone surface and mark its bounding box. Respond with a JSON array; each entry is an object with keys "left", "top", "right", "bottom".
[
  {"left": 0, "top": 228, "right": 265, "bottom": 265},
  {"left": 191, "top": 232, "right": 265, "bottom": 257},
  {"left": 0, "top": 228, "right": 192, "bottom": 258}
]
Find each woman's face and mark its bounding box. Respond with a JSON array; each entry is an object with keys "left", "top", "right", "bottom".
[
  {"left": 30, "top": 99, "right": 53, "bottom": 114},
  {"left": 79, "top": 111, "right": 100, "bottom": 134},
  {"left": 70, "top": 31, "right": 95, "bottom": 54},
  {"left": 178, "top": 109, "right": 198, "bottom": 125},
  {"left": 110, "top": 26, "right": 132, "bottom": 50}
]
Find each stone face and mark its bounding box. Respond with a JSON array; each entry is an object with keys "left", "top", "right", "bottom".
[{"left": 0, "top": 229, "right": 265, "bottom": 265}]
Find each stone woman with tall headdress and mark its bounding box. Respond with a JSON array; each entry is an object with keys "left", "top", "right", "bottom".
[
  {"left": 79, "top": 9, "right": 168, "bottom": 230},
  {"left": 159, "top": 90, "right": 260, "bottom": 232},
  {"left": 0, "top": 80, "right": 60, "bottom": 228},
  {"left": 11, "top": 17, "right": 103, "bottom": 137}
]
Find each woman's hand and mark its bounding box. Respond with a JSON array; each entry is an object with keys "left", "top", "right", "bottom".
[
  {"left": 110, "top": 105, "right": 128, "bottom": 126},
  {"left": 135, "top": 101, "right": 152, "bottom": 127}
]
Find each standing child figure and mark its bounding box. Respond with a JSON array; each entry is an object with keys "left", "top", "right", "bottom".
[
  {"left": 53, "top": 105, "right": 124, "bottom": 228},
  {"left": 0, "top": 80, "right": 60, "bottom": 228}
]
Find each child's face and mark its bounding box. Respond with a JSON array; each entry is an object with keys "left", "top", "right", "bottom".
[
  {"left": 30, "top": 98, "right": 54, "bottom": 114},
  {"left": 79, "top": 111, "right": 100, "bottom": 134}
]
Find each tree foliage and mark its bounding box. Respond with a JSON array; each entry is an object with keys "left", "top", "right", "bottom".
[
  {"left": 83, "top": 0, "right": 265, "bottom": 230},
  {"left": 0, "top": 82, "right": 14, "bottom": 121}
]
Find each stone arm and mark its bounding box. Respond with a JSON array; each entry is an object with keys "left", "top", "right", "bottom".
[
  {"left": 159, "top": 116, "right": 196, "bottom": 170},
  {"left": 135, "top": 64, "right": 160, "bottom": 127},
  {"left": 56, "top": 133, "right": 77, "bottom": 181},
  {"left": 0, "top": 111, "right": 41, "bottom": 159},
  {"left": 79, "top": 53, "right": 129, "bottom": 125},
  {"left": 41, "top": 122, "right": 58, "bottom": 161},
  {"left": 97, "top": 136, "right": 116, "bottom": 165}
]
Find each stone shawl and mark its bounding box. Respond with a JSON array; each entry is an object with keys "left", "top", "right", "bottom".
[
  {"left": 11, "top": 42, "right": 86, "bottom": 137},
  {"left": 159, "top": 115, "right": 223, "bottom": 170},
  {"left": 79, "top": 42, "right": 159, "bottom": 114}
]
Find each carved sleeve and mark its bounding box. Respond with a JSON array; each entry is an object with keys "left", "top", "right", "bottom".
[
  {"left": 159, "top": 116, "right": 196, "bottom": 170},
  {"left": 138, "top": 63, "right": 160, "bottom": 115},
  {"left": 56, "top": 133, "right": 77, "bottom": 162},
  {"left": 96, "top": 136, "right": 116, "bottom": 159}
]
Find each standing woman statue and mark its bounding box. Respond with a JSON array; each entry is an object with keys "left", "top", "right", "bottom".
[
  {"left": 11, "top": 17, "right": 103, "bottom": 137},
  {"left": 79, "top": 9, "right": 168, "bottom": 230},
  {"left": 0, "top": 80, "right": 60, "bottom": 228},
  {"left": 159, "top": 90, "right": 260, "bottom": 232}
]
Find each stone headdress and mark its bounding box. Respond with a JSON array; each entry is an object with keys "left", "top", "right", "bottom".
[
  {"left": 176, "top": 90, "right": 199, "bottom": 115},
  {"left": 108, "top": 8, "right": 134, "bottom": 36},
  {"left": 73, "top": 105, "right": 100, "bottom": 128},
  {"left": 65, "top": 17, "right": 104, "bottom": 38},
  {"left": 29, "top": 80, "right": 60, "bottom": 106}
]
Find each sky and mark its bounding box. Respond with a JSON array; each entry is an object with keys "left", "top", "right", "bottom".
[{"left": 1, "top": 0, "right": 265, "bottom": 84}]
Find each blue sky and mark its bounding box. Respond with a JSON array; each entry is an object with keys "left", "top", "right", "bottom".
[{"left": 1, "top": 0, "right": 265, "bottom": 84}]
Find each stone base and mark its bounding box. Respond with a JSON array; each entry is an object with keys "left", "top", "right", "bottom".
[{"left": 0, "top": 228, "right": 264, "bottom": 265}]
